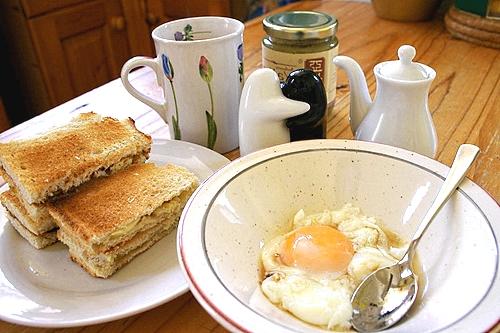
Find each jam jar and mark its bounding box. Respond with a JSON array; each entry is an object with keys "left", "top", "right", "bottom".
[{"left": 262, "top": 11, "right": 339, "bottom": 107}]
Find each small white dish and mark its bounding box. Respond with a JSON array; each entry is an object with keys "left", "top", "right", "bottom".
[
  {"left": 178, "top": 139, "right": 499, "bottom": 333},
  {"left": 0, "top": 140, "right": 229, "bottom": 328}
]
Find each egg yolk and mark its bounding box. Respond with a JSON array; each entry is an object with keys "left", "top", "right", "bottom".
[{"left": 279, "top": 225, "right": 354, "bottom": 273}]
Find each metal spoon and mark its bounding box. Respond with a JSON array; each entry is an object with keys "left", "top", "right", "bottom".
[{"left": 350, "top": 144, "right": 480, "bottom": 332}]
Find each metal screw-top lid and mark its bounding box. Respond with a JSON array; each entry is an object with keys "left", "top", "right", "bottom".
[{"left": 263, "top": 11, "right": 338, "bottom": 40}]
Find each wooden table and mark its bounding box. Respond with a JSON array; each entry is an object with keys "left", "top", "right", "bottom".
[{"left": 1, "top": 1, "right": 498, "bottom": 332}]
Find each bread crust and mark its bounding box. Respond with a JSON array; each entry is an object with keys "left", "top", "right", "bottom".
[
  {"left": 66, "top": 225, "right": 172, "bottom": 278},
  {"left": 0, "top": 112, "right": 152, "bottom": 204}
]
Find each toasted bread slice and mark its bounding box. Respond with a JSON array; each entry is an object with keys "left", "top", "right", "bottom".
[
  {"left": 0, "top": 112, "right": 152, "bottom": 204},
  {"left": 48, "top": 163, "right": 198, "bottom": 247},
  {"left": 0, "top": 190, "right": 56, "bottom": 235},
  {"left": 58, "top": 189, "right": 192, "bottom": 255},
  {"left": 48, "top": 163, "right": 198, "bottom": 278},
  {"left": 3, "top": 210, "right": 57, "bottom": 249}
]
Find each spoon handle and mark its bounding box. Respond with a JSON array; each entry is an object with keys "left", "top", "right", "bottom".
[{"left": 407, "top": 144, "right": 480, "bottom": 258}]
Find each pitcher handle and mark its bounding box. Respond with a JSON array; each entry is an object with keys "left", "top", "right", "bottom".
[{"left": 120, "top": 56, "right": 168, "bottom": 118}]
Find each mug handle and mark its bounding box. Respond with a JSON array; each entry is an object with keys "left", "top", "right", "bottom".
[{"left": 120, "top": 56, "right": 168, "bottom": 117}]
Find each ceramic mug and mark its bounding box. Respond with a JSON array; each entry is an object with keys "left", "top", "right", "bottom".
[{"left": 121, "top": 17, "right": 244, "bottom": 153}]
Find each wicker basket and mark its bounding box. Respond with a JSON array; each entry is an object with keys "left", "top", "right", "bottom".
[{"left": 445, "top": 6, "right": 500, "bottom": 49}]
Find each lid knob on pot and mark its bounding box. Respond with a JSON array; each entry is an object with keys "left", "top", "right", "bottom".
[
  {"left": 379, "top": 45, "right": 428, "bottom": 81},
  {"left": 398, "top": 44, "right": 416, "bottom": 65}
]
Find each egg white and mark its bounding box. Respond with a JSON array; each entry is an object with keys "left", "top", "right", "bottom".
[{"left": 260, "top": 204, "right": 406, "bottom": 331}]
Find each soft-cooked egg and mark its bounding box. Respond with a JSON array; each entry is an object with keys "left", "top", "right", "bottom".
[
  {"left": 260, "top": 204, "right": 407, "bottom": 331},
  {"left": 280, "top": 225, "right": 354, "bottom": 274}
]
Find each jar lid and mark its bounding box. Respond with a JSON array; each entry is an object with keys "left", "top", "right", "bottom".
[
  {"left": 378, "top": 45, "right": 429, "bottom": 81},
  {"left": 263, "top": 11, "right": 338, "bottom": 40}
]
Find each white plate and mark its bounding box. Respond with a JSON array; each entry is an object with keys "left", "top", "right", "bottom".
[{"left": 0, "top": 140, "right": 230, "bottom": 328}]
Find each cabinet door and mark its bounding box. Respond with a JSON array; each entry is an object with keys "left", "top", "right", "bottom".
[
  {"left": 20, "top": 0, "right": 87, "bottom": 18},
  {"left": 121, "top": 0, "right": 156, "bottom": 56},
  {"left": 29, "top": 0, "right": 130, "bottom": 106}
]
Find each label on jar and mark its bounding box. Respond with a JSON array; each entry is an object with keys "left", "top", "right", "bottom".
[{"left": 262, "top": 44, "right": 339, "bottom": 104}]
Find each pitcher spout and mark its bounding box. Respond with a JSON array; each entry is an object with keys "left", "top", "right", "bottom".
[{"left": 333, "top": 55, "right": 372, "bottom": 133}]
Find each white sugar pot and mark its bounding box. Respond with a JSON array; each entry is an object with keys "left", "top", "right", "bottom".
[{"left": 333, "top": 45, "right": 438, "bottom": 158}]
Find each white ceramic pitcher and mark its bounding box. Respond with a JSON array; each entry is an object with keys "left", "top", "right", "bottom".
[{"left": 333, "top": 45, "right": 438, "bottom": 158}]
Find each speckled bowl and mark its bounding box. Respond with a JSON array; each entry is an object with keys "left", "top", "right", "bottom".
[{"left": 177, "top": 139, "right": 499, "bottom": 333}]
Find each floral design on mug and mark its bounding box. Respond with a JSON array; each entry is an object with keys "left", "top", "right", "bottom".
[
  {"left": 162, "top": 54, "right": 181, "bottom": 140},
  {"left": 237, "top": 44, "right": 243, "bottom": 82},
  {"left": 199, "top": 56, "right": 217, "bottom": 150},
  {"left": 174, "top": 24, "right": 211, "bottom": 41}
]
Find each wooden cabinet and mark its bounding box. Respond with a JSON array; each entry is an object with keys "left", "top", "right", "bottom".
[
  {"left": 0, "top": 0, "right": 236, "bottom": 120},
  {"left": 28, "top": 0, "right": 131, "bottom": 105}
]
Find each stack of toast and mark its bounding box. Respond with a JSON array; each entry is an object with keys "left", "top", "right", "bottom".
[
  {"left": 49, "top": 163, "right": 197, "bottom": 278},
  {"left": 0, "top": 112, "right": 198, "bottom": 278}
]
